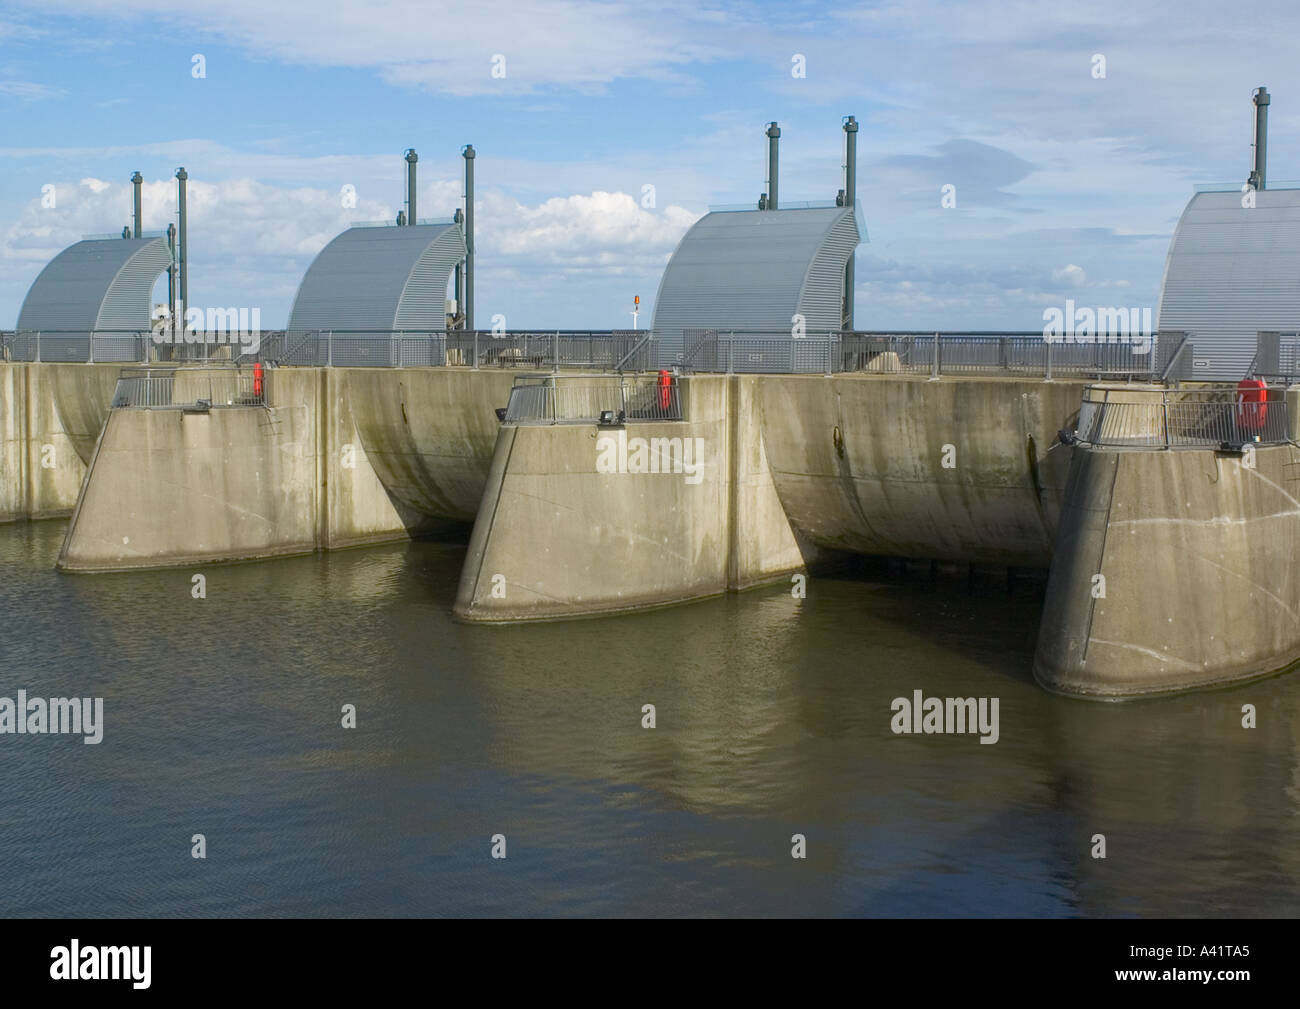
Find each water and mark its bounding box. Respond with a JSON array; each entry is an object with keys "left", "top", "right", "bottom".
[{"left": 2, "top": 520, "right": 1298, "bottom": 917}]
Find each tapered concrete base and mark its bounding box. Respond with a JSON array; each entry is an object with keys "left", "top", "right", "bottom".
[
  {"left": 454, "top": 375, "right": 816, "bottom": 622},
  {"left": 1034, "top": 442, "right": 1300, "bottom": 698},
  {"left": 56, "top": 368, "right": 508, "bottom": 571}
]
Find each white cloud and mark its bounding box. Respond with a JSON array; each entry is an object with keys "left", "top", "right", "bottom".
[
  {"left": 486, "top": 191, "right": 697, "bottom": 269},
  {"left": 2, "top": 174, "right": 698, "bottom": 322},
  {"left": 1052, "top": 264, "right": 1087, "bottom": 287},
  {"left": 0, "top": 80, "right": 64, "bottom": 100},
  {"left": 6, "top": 0, "right": 1289, "bottom": 328},
  {"left": 15, "top": 0, "right": 736, "bottom": 95}
]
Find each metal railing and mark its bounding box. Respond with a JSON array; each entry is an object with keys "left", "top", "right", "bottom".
[
  {"left": 110, "top": 365, "right": 269, "bottom": 410},
  {"left": 250, "top": 330, "right": 445, "bottom": 367},
  {"left": 445, "top": 330, "right": 651, "bottom": 371},
  {"left": 0, "top": 329, "right": 273, "bottom": 364},
  {"left": 1158, "top": 334, "right": 1194, "bottom": 383},
  {"left": 158, "top": 332, "right": 269, "bottom": 364},
  {"left": 1254, "top": 331, "right": 1300, "bottom": 383},
  {"left": 680, "top": 330, "right": 1179, "bottom": 379},
  {"left": 244, "top": 330, "right": 655, "bottom": 371},
  {"left": 1074, "top": 385, "right": 1291, "bottom": 448},
  {"left": 1, "top": 330, "right": 156, "bottom": 363},
  {"left": 683, "top": 331, "right": 839, "bottom": 374},
  {"left": 1, "top": 326, "right": 1192, "bottom": 381},
  {"left": 503, "top": 373, "right": 682, "bottom": 424}
]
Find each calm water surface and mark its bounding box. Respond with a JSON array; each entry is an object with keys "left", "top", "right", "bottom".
[{"left": 1, "top": 520, "right": 1298, "bottom": 917}]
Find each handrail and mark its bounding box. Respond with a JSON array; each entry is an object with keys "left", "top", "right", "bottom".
[
  {"left": 1074, "top": 384, "right": 1290, "bottom": 448},
  {"left": 110, "top": 364, "right": 269, "bottom": 410},
  {"left": 1159, "top": 333, "right": 1191, "bottom": 384},
  {"left": 502, "top": 373, "right": 683, "bottom": 424},
  {"left": 615, "top": 332, "right": 653, "bottom": 372},
  {"left": 1254, "top": 331, "right": 1300, "bottom": 383},
  {"left": 3, "top": 328, "right": 1207, "bottom": 379}
]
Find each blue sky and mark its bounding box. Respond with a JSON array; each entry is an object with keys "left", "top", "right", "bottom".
[{"left": 2, "top": 0, "right": 1299, "bottom": 330}]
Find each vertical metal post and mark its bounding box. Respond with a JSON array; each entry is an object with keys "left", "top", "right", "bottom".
[
  {"left": 473, "top": 329, "right": 479, "bottom": 369},
  {"left": 404, "top": 149, "right": 418, "bottom": 224},
  {"left": 167, "top": 223, "right": 176, "bottom": 336},
  {"left": 131, "top": 171, "right": 143, "bottom": 238},
  {"left": 35, "top": 332, "right": 40, "bottom": 363},
  {"left": 553, "top": 331, "right": 559, "bottom": 373},
  {"left": 765, "top": 122, "right": 780, "bottom": 210},
  {"left": 728, "top": 331, "right": 734, "bottom": 374},
  {"left": 462, "top": 145, "right": 475, "bottom": 330},
  {"left": 175, "top": 168, "right": 188, "bottom": 318},
  {"left": 327, "top": 330, "right": 333, "bottom": 367},
  {"left": 453, "top": 266, "right": 462, "bottom": 326},
  {"left": 1045, "top": 339, "right": 1053, "bottom": 381},
  {"left": 1252, "top": 86, "right": 1270, "bottom": 190},
  {"left": 842, "top": 116, "right": 857, "bottom": 329},
  {"left": 931, "top": 333, "right": 940, "bottom": 379}
]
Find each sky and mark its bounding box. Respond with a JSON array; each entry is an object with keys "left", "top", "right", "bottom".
[{"left": 1, "top": 0, "right": 1298, "bottom": 331}]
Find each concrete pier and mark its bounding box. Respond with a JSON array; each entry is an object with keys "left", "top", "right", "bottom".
[
  {"left": 1035, "top": 440, "right": 1300, "bottom": 697},
  {"left": 0, "top": 363, "right": 120, "bottom": 522},
  {"left": 454, "top": 373, "right": 1088, "bottom": 621},
  {"left": 56, "top": 367, "right": 514, "bottom": 571},
  {"left": 455, "top": 374, "right": 813, "bottom": 621},
  {"left": 25, "top": 359, "right": 1300, "bottom": 699}
]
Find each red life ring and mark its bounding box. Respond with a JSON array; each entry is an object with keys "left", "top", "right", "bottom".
[
  {"left": 1236, "top": 378, "right": 1267, "bottom": 431},
  {"left": 253, "top": 361, "right": 264, "bottom": 398},
  {"left": 657, "top": 370, "right": 672, "bottom": 410}
]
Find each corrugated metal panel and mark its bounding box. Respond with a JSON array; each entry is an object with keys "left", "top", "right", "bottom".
[
  {"left": 16, "top": 237, "right": 170, "bottom": 332},
  {"left": 288, "top": 223, "right": 466, "bottom": 333},
  {"left": 651, "top": 206, "right": 862, "bottom": 365},
  {"left": 96, "top": 240, "right": 173, "bottom": 330},
  {"left": 1157, "top": 189, "right": 1300, "bottom": 380},
  {"left": 799, "top": 211, "right": 861, "bottom": 331},
  {"left": 394, "top": 227, "right": 468, "bottom": 331}
]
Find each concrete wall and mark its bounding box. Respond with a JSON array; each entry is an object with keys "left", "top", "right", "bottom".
[
  {"left": 455, "top": 374, "right": 813, "bottom": 622},
  {"left": 455, "top": 373, "right": 1094, "bottom": 623},
  {"left": 1035, "top": 442, "right": 1300, "bottom": 697},
  {"left": 0, "top": 363, "right": 120, "bottom": 522},
  {"left": 757, "top": 374, "right": 1089, "bottom": 567},
  {"left": 28, "top": 357, "right": 1300, "bottom": 699},
  {"left": 345, "top": 368, "right": 515, "bottom": 521},
  {"left": 56, "top": 366, "right": 508, "bottom": 572},
  {"left": 59, "top": 384, "right": 321, "bottom": 570},
  {"left": 729, "top": 375, "right": 820, "bottom": 588},
  {"left": 318, "top": 368, "right": 433, "bottom": 549},
  {"left": 0, "top": 364, "right": 23, "bottom": 522},
  {"left": 47, "top": 364, "right": 122, "bottom": 464}
]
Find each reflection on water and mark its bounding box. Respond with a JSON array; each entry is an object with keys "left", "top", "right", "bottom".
[{"left": 0, "top": 521, "right": 1297, "bottom": 917}]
